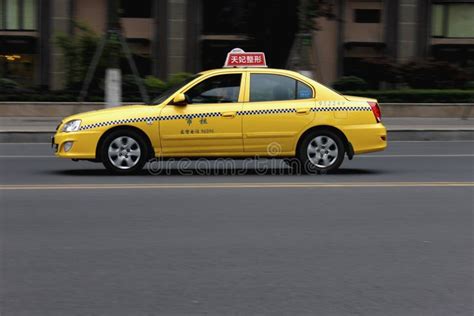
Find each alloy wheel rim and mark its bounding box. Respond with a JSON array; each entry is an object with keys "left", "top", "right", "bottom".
[
  {"left": 107, "top": 136, "right": 141, "bottom": 170},
  {"left": 307, "top": 135, "right": 338, "bottom": 168}
]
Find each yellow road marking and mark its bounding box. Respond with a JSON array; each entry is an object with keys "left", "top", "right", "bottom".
[{"left": 0, "top": 182, "right": 473, "bottom": 190}]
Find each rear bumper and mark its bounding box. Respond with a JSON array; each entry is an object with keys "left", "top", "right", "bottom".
[{"left": 342, "top": 123, "right": 387, "bottom": 155}]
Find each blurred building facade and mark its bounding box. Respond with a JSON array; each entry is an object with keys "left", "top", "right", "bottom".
[
  {"left": 0, "top": 0, "right": 187, "bottom": 89},
  {"left": 0, "top": 0, "right": 473, "bottom": 89},
  {"left": 313, "top": 0, "right": 474, "bottom": 84}
]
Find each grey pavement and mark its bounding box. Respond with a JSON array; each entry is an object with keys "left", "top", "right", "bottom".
[{"left": 0, "top": 141, "right": 473, "bottom": 315}]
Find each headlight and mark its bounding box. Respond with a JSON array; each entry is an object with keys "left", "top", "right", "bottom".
[{"left": 62, "top": 119, "right": 82, "bottom": 132}]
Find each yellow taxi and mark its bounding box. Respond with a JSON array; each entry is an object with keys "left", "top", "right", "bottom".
[{"left": 53, "top": 50, "right": 387, "bottom": 174}]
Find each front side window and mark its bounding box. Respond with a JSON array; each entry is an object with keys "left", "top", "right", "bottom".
[
  {"left": 185, "top": 74, "right": 242, "bottom": 104},
  {"left": 250, "top": 74, "right": 313, "bottom": 102}
]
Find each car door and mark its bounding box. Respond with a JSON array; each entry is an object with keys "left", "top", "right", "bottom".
[
  {"left": 159, "top": 73, "right": 244, "bottom": 155},
  {"left": 241, "top": 73, "right": 315, "bottom": 154}
]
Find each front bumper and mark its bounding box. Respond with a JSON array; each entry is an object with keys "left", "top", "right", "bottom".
[{"left": 53, "top": 130, "right": 103, "bottom": 159}]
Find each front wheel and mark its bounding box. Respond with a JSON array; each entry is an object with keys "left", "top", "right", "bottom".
[
  {"left": 101, "top": 130, "right": 149, "bottom": 174},
  {"left": 296, "top": 130, "right": 345, "bottom": 174}
]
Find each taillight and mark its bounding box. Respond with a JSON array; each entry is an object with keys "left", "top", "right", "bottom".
[{"left": 368, "top": 101, "right": 381, "bottom": 123}]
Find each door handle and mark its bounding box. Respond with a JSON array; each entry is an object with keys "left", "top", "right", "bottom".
[
  {"left": 296, "top": 108, "right": 310, "bottom": 114},
  {"left": 221, "top": 111, "right": 236, "bottom": 118}
]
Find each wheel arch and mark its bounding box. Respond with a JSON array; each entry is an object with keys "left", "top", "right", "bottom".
[
  {"left": 95, "top": 125, "right": 155, "bottom": 161},
  {"left": 296, "top": 125, "right": 353, "bottom": 159}
]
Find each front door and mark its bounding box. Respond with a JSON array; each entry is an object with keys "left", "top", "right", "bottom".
[
  {"left": 159, "top": 73, "right": 244, "bottom": 155},
  {"left": 242, "top": 73, "right": 315, "bottom": 155}
]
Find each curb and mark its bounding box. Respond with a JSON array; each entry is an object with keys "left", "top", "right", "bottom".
[
  {"left": 388, "top": 130, "right": 473, "bottom": 141},
  {"left": 0, "top": 132, "right": 55, "bottom": 143},
  {"left": 1, "top": 130, "right": 472, "bottom": 143}
]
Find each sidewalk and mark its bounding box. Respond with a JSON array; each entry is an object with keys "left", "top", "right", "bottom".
[{"left": 0, "top": 117, "right": 473, "bottom": 142}]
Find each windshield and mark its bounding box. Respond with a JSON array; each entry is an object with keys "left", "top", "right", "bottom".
[{"left": 151, "top": 74, "right": 201, "bottom": 104}]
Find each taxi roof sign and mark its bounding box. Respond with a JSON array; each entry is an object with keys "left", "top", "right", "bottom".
[{"left": 224, "top": 48, "right": 267, "bottom": 68}]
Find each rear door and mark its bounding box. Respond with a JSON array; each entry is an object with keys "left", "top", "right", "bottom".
[{"left": 241, "top": 73, "right": 315, "bottom": 154}]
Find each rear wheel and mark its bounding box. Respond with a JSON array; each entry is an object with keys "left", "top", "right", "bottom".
[
  {"left": 101, "top": 130, "right": 149, "bottom": 174},
  {"left": 296, "top": 130, "right": 345, "bottom": 174}
]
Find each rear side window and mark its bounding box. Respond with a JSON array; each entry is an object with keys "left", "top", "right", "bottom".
[
  {"left": 250, "top": 74, "right": 313, "bottom": 102},
  {"left": 297, "top": 81, "right": 313, "bottom": 99}
]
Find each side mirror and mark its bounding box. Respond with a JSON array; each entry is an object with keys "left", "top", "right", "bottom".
[{"left": 171, "top": 93, "right": 187, "bottom": 106}]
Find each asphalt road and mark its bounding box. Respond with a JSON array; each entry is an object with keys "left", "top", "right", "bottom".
[{"left": 0, "top": 141, "right": 473, "bottom": 316}]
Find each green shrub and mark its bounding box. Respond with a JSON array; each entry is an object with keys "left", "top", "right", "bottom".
[
  {"left": 362, "top": 58, "right": 400, "bottom": 84},
  {"left": 333, "top": 76, "right": 368, "bottom": 91},
  {"left": 0, "top": 78, "right": 20, "bottom": 91},
  {"left": 345, "top": 58, "right": 400, "bottom": 88},
  {"left": 121, "top": 74, "right": 142, "bottom": 93},
  {"left": 56, "top": 22, "right": 100, "bottom": 90},
  {"left": 167, "top": 72, "right": 194, "bottom": 88},
  {"left": 144, "top": 76, "right": 167, "bottom": 93},
  {"left": 400, "top": 60, "right": 471, "bottom": 89},
  {"left": 56, "top": 21, "right": 127, "bottom": 91}
]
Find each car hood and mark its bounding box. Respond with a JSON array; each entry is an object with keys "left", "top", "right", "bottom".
[{"left": 61, "top": 104, "right": 158, "bottom": 123}]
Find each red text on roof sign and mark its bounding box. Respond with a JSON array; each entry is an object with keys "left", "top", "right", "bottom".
[{"left": 224, "top": 49, "right": 267, "bottom": 68}]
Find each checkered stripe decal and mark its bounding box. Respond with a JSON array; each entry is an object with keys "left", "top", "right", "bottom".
[
  {"left": 312, "top": 106, "right": 371, "bottom": 112},
  {"left": 160, "top": 112, "right": 222, "bottom": 121},
  {"left": 80, "top": 116, "right": 161, "bottom": 131},
  {"left": 78, "top": 105, "right": 372, "bottom": 131},
  {"left": 237, "top": 108, "right": 297, "bottom": 116}
]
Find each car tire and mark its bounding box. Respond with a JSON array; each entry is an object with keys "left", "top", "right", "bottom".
[
  {"left": 296, "top": 130, "right": 345, "bottom": 174},
  {"left": 101, "top": 129, "right": 149, "bottom": 175}
]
